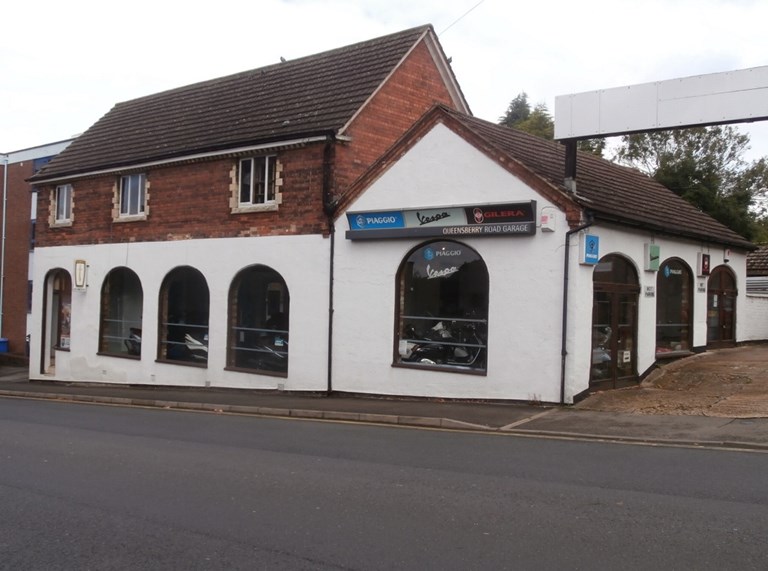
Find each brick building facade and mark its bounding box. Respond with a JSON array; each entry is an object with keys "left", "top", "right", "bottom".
[
  {"left": 28, "top": 26, "right": 469, "bottom": 388},
  {"left": 1, "top": 140, "right": 72, "bottom": 356}
]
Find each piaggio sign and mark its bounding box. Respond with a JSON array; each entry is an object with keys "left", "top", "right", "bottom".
[{"left": 346, "top": 201, "right": 537, "bottom": 240}]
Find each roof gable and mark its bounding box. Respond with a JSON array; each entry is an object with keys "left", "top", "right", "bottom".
[
  {"left": 34, "top": 25, "right": 465, "bottom": 182},
  {"left": 340, "top": 105, "right": 754, "bottom": 250}
]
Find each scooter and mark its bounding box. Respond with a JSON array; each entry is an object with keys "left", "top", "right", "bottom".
[{"left": 402, "top": 320, "right": 486, "bottom": 368}]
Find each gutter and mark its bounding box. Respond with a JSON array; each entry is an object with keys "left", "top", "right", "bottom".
[
  {"left": 560, "top": 215, "right": 594, "bottom": 405},
  {"left": 0, "top": 153, "right": 8, "bottom": 339},
  {"left": 29, "top": 135, "right": 336, "bottom": 185}
]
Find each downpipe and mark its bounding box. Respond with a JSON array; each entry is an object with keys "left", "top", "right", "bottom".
[
  {"left": 560, "top": 216, "right": 594, "bottom": 405},
  {"left": 0, "top": 154, "right": 8, "bottom": 338}
]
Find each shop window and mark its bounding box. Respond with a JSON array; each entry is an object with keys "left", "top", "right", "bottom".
[
  {"left": 158, "top": 267, "right": 210, "bottom": 365},
  {"left": 99, "top": 268, "right": 144, "bottom": 358},
  {"left": 655, "top": 259, "right": 693, "bottom": 356},
  {"left": 227, "top": 265, "right": 289, "bottom": 375},
  {"left": 395, "top": 240, "right": 488, "bottom": 372}
]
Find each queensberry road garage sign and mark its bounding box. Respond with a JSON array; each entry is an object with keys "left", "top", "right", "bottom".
[{"left": 346, "top": 201, "right": 537, "bottom": 240}]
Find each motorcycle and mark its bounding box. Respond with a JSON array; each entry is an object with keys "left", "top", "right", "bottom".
[{"left": 401, "top": 320, "right": 486, "bottom": 368}]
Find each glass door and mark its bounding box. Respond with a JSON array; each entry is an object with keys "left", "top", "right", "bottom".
[{"left": 590, "top": 255, "right": 640, "bottom": 389}]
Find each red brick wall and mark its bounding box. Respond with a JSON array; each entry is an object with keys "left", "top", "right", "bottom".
[
  {"left": 1, "top": 161, "right": 34, "bottom": 354},
  {"left": 37, "top": 38, "right": 460, "bottom": 248},
  {"left": 37, "top": 144, "right": 330, "bottom": 247},
  {"left": 333, "top": 39, "right": 459, "bottom": 199}
]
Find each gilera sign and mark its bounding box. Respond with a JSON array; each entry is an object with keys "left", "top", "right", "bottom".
[{"left": 346, "top": 201, "right": 537, "bottom": 240}]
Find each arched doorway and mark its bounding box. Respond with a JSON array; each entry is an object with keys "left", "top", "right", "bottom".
[
  {"left": 590, "top": 254, "right": 640, "bottom": 389},
  {"left": 707, "top": 266, "right": 737, "bottom": 348},
  {"left": 40, "top": 268, "right": 72, "bottom": 374}
]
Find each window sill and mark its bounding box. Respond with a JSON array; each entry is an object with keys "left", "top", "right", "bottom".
[
  {"left": 50, "top": 221, "right": 72, "bottom": 228},
  {"left": 392, "top": 361, "right": 487, "bottom": 376},
  {"left": 231, "top": 203, "right": 279, "bottom": 214},
  {"left": 97, "top": 351, "right": 141, "bottom": 360},
  {"left": 113, "top": 214, "right": 147, "bottom": 223},
  {"left": 155, "top": 358, "right": 207, "bottom": 369},
  {"left": 224, "top": 366, "right": 288, "bottom": 378},
  {"left": 655, "top": 350, "right": 694, "bottom": 360}
]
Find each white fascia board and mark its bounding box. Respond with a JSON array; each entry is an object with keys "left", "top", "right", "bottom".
[{"left": 555, "top": 65, "right": 768, "bottom": 139}]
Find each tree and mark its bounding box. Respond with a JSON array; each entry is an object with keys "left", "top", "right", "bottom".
[
  {"left": 614, "top": 127, "right": 768, "bottom": 240},
  {"left": 498, "top": 92, "right": 530, "bottom": 127},
  {"left": 498, "top": 92, "right": 605, "bottom": 156}
]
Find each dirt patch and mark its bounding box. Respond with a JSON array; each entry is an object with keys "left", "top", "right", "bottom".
[{"left": 575, "top": 345, "right": 768, "bottom": 418}]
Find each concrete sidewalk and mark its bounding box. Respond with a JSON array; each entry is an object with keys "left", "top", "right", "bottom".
[{"left": 2, "top": 346, "right": 768, "bottom": 450}]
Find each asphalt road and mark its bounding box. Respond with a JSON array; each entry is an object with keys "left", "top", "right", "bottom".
[{"left": 1, "top": 398, "right": 767, "bottom": 570}]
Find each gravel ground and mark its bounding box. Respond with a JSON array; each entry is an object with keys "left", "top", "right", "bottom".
[{"left": 576, "top": 345, "right": 768, "bottom": 418}]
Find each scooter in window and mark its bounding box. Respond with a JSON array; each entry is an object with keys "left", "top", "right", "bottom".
[{"left": 401, "top": 320, "right": 486, "bottom": 369}]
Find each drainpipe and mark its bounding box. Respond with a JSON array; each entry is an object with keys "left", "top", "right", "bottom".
[
  {"left": 560, "top": 215, "right": 594, "bottom": 405},
  {"left": 0, "top": 153, "right": 8, "bottom": 339},
  {"left": 322, "top": 135, "right": 336, "bottom": 394}
]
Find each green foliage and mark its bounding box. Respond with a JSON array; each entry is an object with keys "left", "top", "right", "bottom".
[
  {"left": 498, "top": 92, "right": 530, "bottom": 127},
  {"left": 614, "top": 127, "right": 768, "bottom": 240},
  {"left": 498, "top": 92, "right": 605, "bottom": 156}
]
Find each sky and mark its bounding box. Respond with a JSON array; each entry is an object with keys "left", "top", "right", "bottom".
[{"left": 2, "top": 0, "right": 767, "bottom": 161}]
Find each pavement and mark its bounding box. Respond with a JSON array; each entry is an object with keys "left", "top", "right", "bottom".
[{"left": 3, "top": 345, "right": 768, "bottom": 450}]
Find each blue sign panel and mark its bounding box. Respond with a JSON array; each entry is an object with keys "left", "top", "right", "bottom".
[
  {"left": 347, "top": 211, "right": 405, "bottom": 231},
  {"left": 584, "top": 235, "right": 600, "bottom": 265}
]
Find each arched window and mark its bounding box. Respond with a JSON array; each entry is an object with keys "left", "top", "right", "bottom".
[
  {"left": 158, "top": 267, "right": 210, "bottom": 365},
  {"left": 227, "top": 265, "right": 290, "bottom": 375},
  {"left": 656, "top": 259, "right": 693, "bottom": 356},
  {"left": 99, "top": 267, "right": 143, "bottom": 357},
  {"left": 395, "top": 240, "right": 488, "bottom": 372}
]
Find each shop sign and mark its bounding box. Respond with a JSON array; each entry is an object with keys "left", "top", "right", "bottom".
[
  {"left": 345, "top": 201, "right": 536, "bottom": 240},
  {"left": 581, "top": 234, "right": 600, "bottom": 265},
  {"left": 644, "top": 243, "right": 660, "bottom": 271}
]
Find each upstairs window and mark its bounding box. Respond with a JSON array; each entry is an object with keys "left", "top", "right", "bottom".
[
  {"left": 119, "top": 174, "right": 146, "bottom": 217},
  {"left": 54, "top": 184, "right": 72, "bottom": 223},
  {"left": 239, "top": 157, "right": 277, "bottom": 205}
]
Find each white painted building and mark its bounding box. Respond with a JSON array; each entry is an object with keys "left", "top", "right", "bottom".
[{"left": 332, "top": 107, "right": 753, "bottom": 403}]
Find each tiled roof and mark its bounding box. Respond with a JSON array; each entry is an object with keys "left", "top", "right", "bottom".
[
  {"left": 32, "top": 25, "right": 439, "bottom": 182},
  {"left": 748, "top": 246, "right": 768, "bottom": 275},
  {"left": 442, "top": 108, "right": 755, "bottom": 250}
]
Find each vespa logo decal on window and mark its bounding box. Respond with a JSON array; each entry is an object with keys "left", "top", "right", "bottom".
[
  {"left": 426, "top": 265, "right": 459, "bottom": 279},
  {"left": 423, "top": 247, "right": 435, "bottom": 261}
]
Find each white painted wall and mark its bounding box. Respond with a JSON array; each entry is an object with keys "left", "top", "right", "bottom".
[
  {"left": 30, "top": 235, "right": 330, "bottom": 390},
  {"left": 333, "top": 122, "right": 751, "bottom": 403},
  {"left": 742, "top": 295, "right": 768, "bottom": 341},
  {"left": 563, "top": 224, "right": 748, "bottom": 401},
  {"left": 333, "top": 123, "right": 568, "bottom": 402}
]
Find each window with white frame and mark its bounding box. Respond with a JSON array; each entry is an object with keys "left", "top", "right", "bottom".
[
  {"left": 239, "top": 157, "right": 277, "bottom": 205},
  {"left": 119, "top": 174, "right": 146, "bottom": 217},
  {"left": 55, "top": 184, "right": 72, "bottom": 223}
]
